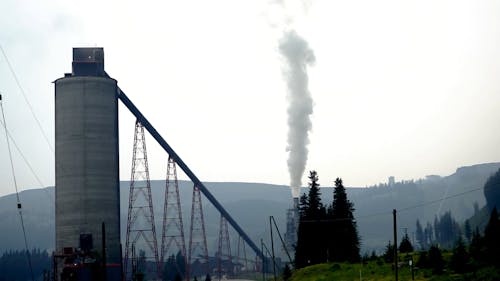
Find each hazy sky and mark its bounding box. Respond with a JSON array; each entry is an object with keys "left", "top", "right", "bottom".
[{"left": 0, "top": 0, "right": 499, "bottom": 197}]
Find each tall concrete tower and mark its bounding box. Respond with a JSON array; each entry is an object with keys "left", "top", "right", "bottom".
[{"left": 54, "top": 48, "right": 121, "bottom": 279}]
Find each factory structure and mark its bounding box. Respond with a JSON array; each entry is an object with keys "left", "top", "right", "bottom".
[
  {"left": 52, "top": 48, "right": 266, "bottom": 281},
  {"left": 54, "top": 48, "right": 121, "bottom": 280},
  {"left": 284, "top": 197, "right": 299, "bottom": 257}
]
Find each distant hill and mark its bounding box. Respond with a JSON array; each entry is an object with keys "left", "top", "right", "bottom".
[{"left": 0, "top": 162, "right": 498, "bottom": 255}]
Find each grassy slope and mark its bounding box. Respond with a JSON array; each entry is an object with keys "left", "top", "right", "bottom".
[
  {"left": 288, "top": 251, "right": 478, "bottom": 281},
  {"left": 290, "top": 261, "right": 427, "bottom": 281}
]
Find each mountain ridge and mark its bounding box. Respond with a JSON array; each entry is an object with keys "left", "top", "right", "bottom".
[{"left": 0, "top": 162, "right": 498, "bottom": 255}]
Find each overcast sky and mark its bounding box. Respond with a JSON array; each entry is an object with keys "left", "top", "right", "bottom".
[{"left": 0, "top": 0, "right": 499, "bottom": 197}]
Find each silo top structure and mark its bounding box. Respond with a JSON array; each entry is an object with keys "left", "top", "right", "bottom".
[{"left": 55, "top": 48, "right": 121, "bottom": 280}]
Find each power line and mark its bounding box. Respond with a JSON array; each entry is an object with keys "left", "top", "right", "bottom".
[
  {"left": 398, "top": 187, "right": 482, "bottom": 213},
  {"left": 0, "top": 118, "right": 53, "bottom": 203},
  {"left": 0, "top": 95, "right": 35, "bottom": 281},
  {"left": 301, "top": 187, "right": 483, "bottom": 223},
  {"left": 0, "top": 45, "right": 54, "bottom": 153}
]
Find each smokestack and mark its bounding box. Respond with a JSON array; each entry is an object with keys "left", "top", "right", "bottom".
[{"left": 280, "top": 30, "right": 315, "bottom": 198}]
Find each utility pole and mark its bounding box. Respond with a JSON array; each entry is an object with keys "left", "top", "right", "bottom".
[
  {"left": 261, "top": 239, "right": 266, "bottom": 281},
  {"left": 269, "top": 217, "right": 277, "bottom": 281},
  {"left": 393, "top": 209, "right": 398, "bottom": 281}
]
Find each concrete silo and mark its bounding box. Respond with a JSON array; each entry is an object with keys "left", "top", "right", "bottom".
[{"left": 54, "top": 48, "right": 121, "bottom": 280}]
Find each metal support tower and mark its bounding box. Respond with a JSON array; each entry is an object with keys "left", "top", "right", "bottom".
[
  {"left": 236, "top": 236, "right": 248, "bottom": 273},
  {"left": 124, "top": 120, "right": 161, "bottom": 280},
  {"left": 160, "top": 156, "right": 187, "bottom": 279},
  {"left": 115, "top": 87, "right": 264, "bottom": 260},
  {"left": 188, "top": 185, "right": 209, "bottom": 280},
  {"left": 217, "top": 215, "right": 233, "bottom": 279}
]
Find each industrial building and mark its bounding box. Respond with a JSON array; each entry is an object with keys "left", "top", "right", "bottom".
[{"left": 54, "top": 48, "right": 121, "bottom": 280}]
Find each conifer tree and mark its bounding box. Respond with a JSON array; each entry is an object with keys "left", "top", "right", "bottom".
[
  {"left": 483, "top": 207, "right": 500, "bottom": 265},
  {"left": 304, "top": 170, "right": 322, "bottom": 219},
  {"left": 464, "top": 220, "right": 472, "bottom": 244},
  {"left": 328, "top": 178, "right": 360, "bottom": 262},
  {"left": 294, "top": 170, "right": 326, "bottom": 268},
  {"left": 484, "top": 168, "right": 500, "bottom": 211},
  {"left": 383, "top": 241, "right": 394, "bottom": 263},
  {"left": 399, "top": 233, "right": 413, "bottom": 253},
  {"left": 450, "top": 238, "right": 469, "bottom": 273},
  {"left": 415, "top": 219, "right": 424, "bottom": 249},
  {"left": 428, "top": 245, "right": 444, "bottom": 274}
]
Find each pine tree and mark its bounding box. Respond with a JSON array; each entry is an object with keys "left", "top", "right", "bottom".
[
  {"left": 469, "top": 227, "right": 483, "bottom": 265},
  {"left": 484, "top": 168, "right": 500, "bottom": 211},
  {"left": 328, "top": 178, "right": 360, "bottom": 262},
  {"left": 428, "top": 245, "right": 444, "bottom": 274},
  {"left": 383, "top": 241, "right": 394, "bottom": 263},
  {"left": 399, "top": 233, "right": 413, "bottom": 253},
  {"left": 294, "top": 171, "right": 326, "bottom": 268},
  {"left": 304, "top": 170, "right": 322, "bottom": 219},
  {"left": 450, "top": 237, "right": 469, "bottom": 273},
  {"left": 483, "top": 207, "right": 500, "bottom": 265},
  {"left": 415, "top": 219, "right": 424, "bottom": 249},
  {"left": 425, "top": 222, "right": 433, "bottom": 246},
  {"left": 416, "top": 251, "right": 429, "bottom": 268},
  {"left": 464, "top": 220, "right": 472, "bottom": 244},
  {"left": 433, "top": 216, "right": 440, "bottom": 245},
  {"left": 298, "top": 193, "right": 308, "bottom": 218}
]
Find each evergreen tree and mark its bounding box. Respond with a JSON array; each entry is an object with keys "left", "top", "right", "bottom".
[
  {"left": 399, "top": 233, "right": 414, "bottom": 253},
  {"left": 304, "top": 170, "right": 322, "bottom": 219},
  {"left": 428, "top": 245, "right": 444, "bottom": 274},
  {"left": 415, "top": 219, "right": 425, "bottom": 249},
  {"left": 469, "top": 227, "right": 484, "bottom": 265},
  {"left": 416, "top": 251, "right": 429, "bottom": 268},
  {"left": 328, "top": 178, "right": 360, "bottom": 262},
  {"left": 424, "top": 223, "right": 433, "bottom": 246},
  {"left": 484, "top": 168, "right": 500, "bottom": 211},
  {"left": 294, "top": 171, "right": 326, "bottom": 268},
  {"left": 483, "top": 207, "right": 500, "bottom": 265},
  {"left": 450, "top": 237, "right": 469, "bottom": 273},
  {"left": 433, "top": 216, "right": 440, "bottom": 244},
  {"left": 298, "top": 193, "right": 308, "bottom": 218},
  {"left": 431, "top": 211, "right": 461, "bottom": 249},
  {"left": 383, "top": 241, "right": 394, "bottom": 263},
  {"left": 464, "top": 220, "right": 472, "bottom": 244},
  {"left": 0, "top": 249, "right": 51, "bottom": 281}
]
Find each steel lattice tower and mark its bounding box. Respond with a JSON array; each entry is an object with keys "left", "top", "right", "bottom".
[
  {"left": 160, "top": 156, "right": 187, "bottom": 279},
  {"left": 236, "top": 236, "right": 248, "bottom": 273},
  {"left": 187, "top": 185, "right": 209, "bottom": 279},
  {"left": 124, "top": 120, "right": 161, "bottom": 280},
  {"left": 217, "top": 215, "right": 233, "bottom": 279}
]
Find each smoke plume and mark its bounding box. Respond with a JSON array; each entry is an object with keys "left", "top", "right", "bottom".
[{"left": 279, "top": 30, "right": 315, "bottom": 198}]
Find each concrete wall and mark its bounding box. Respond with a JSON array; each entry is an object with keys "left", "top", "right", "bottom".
[{"left": 55, "top": 76, "right": 121, "bottom": 264}]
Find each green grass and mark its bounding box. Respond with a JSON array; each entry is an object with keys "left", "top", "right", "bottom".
[
  {"left": 286, "top": 259, "right": 500, "bottom": 281},
  {"left": 288, "top": 258, "right": 439, "bottom": 281}
]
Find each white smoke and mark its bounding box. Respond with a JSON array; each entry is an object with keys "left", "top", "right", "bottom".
[{"left": 279, "top": 30, "right": 315, "bottom": 198}]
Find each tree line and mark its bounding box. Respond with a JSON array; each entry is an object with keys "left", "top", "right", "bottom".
[
  {"left": 0, "top": 249, "right": 51, "bottom": 281},
  {"left": 294, "top": 171, "right": 360, "bottom": 268}
]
